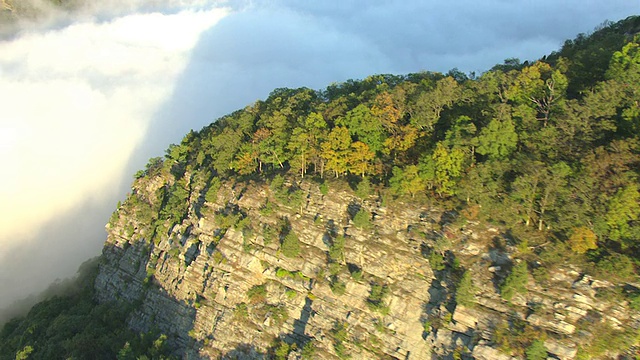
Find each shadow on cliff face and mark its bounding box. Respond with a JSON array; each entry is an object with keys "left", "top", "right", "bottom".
[{"left": 98, "top": 240, "right": 201, "bottom": 358}]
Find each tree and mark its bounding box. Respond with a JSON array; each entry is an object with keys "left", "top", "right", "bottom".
[
  {"left": 282, "top": 231, "right": 301, "bottom": 258},
  {"left": 455, "top": 270, "right": 476, "bottom": 307},
  {"left": 432, "top": 142, "right": 465, "bottom": 196},
  {"left": 409, "top": 76, "right": 460, "bottom": 135},
  {"left": 525, "top": 339, "right": 547, "bottom": 360},
  {"left": 256, "top": 110, "right": 292, "bottom": 169},
  {"left": 348, "top": 141, "right": 375, "bottom": 177},
  {"left": 510, "top": 62, "right": 567, "bottom": 127},
  {"left": 321, "top": 127, "right": 352, "bottom": 178},
  {"left": 476, "top": 117, "right": 518, "bottom": 159},
  {"left": 568, "top": 227, "right": 598, "bottom": 254},
  {"left": 604, "top": 185, "right": 640, "bottom": 248},
  {"left": 389, "top": 165, "right": 425, "bottom": 198},
  {"left": 336, "top": 104, "right": 385, "bottom": 154},
  {"left": 500, "top": 261, "right": 529, "bottom": 301},
  {"left": 232, "top": 144, "right": 257, "bottom": 175},
  {"left": 353, "top": 209, "right": 372, "bottom": 229},
  {"left": 355, "top": 177, "right": 371, "bottom": 199},
  {"left": 288, "top": 112, "right": 327, "bottom": 177},
  {"left": 445, "top": 115, "right": 478, "bottom": 157},
  {"left": 606, "top": 39, "right": 640, "bottom": 136}
]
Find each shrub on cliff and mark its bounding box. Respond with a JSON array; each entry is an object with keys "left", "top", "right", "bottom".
[
  {"left": 500, "top": 261, "right": 529, "bottom": 301},
  {"left": 281, "top": 232, "right": 301, "bottom": 258}
]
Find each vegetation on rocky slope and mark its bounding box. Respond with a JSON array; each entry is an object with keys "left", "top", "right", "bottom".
[{"left": 125, "top": 15, "right": 640, "bottom": 284}]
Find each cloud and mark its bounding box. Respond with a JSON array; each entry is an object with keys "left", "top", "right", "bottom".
[
  {"left": 0, "top": 7, "right": 228, "bottom": 308},
  {"left": 0, "top": 0, "right": 637, "bottom": 308}
]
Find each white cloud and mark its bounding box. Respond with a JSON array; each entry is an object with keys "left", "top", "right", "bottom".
[{"left": 0, "top": 6, "right": 228, "bottom": 307}]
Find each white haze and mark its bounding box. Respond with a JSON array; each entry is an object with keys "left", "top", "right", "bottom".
[{"left": 0, "top": 0, "right": 637, "bottom": 309}]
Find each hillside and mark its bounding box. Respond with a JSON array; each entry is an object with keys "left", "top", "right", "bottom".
[{"left": 1, "top": 16, "right": 640, "bottom": 360}]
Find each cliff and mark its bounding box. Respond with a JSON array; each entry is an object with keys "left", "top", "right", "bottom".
[
  {"left": 92, "top": 20, "right": 640, "bottom": 356},
  {"left": 95, "top": 169, "right": 639, "bottom": 359}
]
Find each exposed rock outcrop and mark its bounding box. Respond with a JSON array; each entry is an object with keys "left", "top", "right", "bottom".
[{"left": 95, "top": 175, "right": 639, "bottom": 359}]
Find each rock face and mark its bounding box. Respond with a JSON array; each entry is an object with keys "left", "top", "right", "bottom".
[{"left": 95, "top": 175, "right": 638, "bottom": 359}]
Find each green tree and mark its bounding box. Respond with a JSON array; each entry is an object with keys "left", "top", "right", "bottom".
[
  {"left": 525, "top": 339, "right": 547, "bottom": 360},
  {"left": 321, "top": 127, "right": 352, "bottom": 178},
  {"left": 445, "top": 115, "right": 478, "bottom": 157},
  {"left": 409, "top": 76, "right": 460, "bottom": 135},
  {"left": 432, "top": 142, "right": 465, "bottom": 196},
  {"left": 389, "top": 165, "right": 425, "bottom": 198},
  {"left": 355, "top": 177, "right": 371, "bottom": 199},
  {"left": 455, "top": 270, "right": 476, "bottom": 307},
  {"left": 282, "top": 231, "right": 301, "bottom": 258},
  {"left": 568, "top": 227, "right": 598, "bottom": 254},
  {"left": 348, "top": 141, "right": 375, "bottom": 177},
  {"left": 353, "top": 209, "right": 372, "bottom": 229},
  {"left": 336, "top": 104, "right": 385, "bottom": 154},
  {"left": 288, "top": 112, "right": 327, "bottom": 177},
  {"left": 476, "top": 118, "right": 518, "bottom": 159},
  {"left": 604, "top": 185, "right": 640, "bottom": 248},
  {"left": 500, "top": 261, "right": 529, "bottom": 301},
  {"left": 606, "top": 39, "right": 640, "bottom": 136},
  {"left": 536, "top": 162, "right": 572, "bottom": 230}
]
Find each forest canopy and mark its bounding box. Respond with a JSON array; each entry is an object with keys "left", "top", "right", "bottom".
[{"left": 152, "top": 16, "right": 640, "bottom": 277}]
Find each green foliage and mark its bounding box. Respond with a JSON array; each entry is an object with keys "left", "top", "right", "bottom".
[
  {"left": 270, "top": 175, "right": 288, "bottom": 203},
  {"left": 525, "top": 339, "right": 547, "bottom": 360},
  {"left": 476, "top": 118, "right": 518, "bottom": 159},
  {"left": 349, "top": 266, "right": 363, "bottom": 281},
  {"left": 300, "top": 341, "right": 317, "bottom": 359},
  {"left": 330, "top": 279, "right": 346, "bottom": 296},
  {"left": 352, "top": 209, "right": 372, "bottom": 229},
  {"left": 233, "top": 303, "right": 248, "bottom": 319},
  {"left": 366, "top": 283, "right": 389, "bottom": 314},
  {"left": 319, "top": 182, "right": 329, "bottom": 195},
  {"left": 330, "top": 322, "right": 351, "bottom": 359},
  {"left": 275, "top": 268, "right": 309, "bottom": 282},
  {"left": 285, "top": 288, "right": 297, "bottom": 299},
  {"left": 281, "top": 231, "right": 301, "bottom": 258},
  {"left": 329, "top": 235, "right": 346, "bottom": 263},
  {"left": 428, "top": 251, "right": 446, "bottom": 271},
  {"left": 264, "top": 305, "right": 289, "bottom": 327},
  {"left": 259, "top": 200, "right": 276, "bottom": 216},
  {"left": 275, "top": 268, "right": 290, "bottom": 278},
  {"left": 577, "top": 322, "right": 638, "bottom": 358},
  {"left": 0, "top": 261, "right": 174, "bottom": 360},
  {"left": 262, "top": 225, "right": 277, "bottom": 245},
  {"left": 214, "top": 211, "right": 241, "bottom": 230},
  {"left": 247, "top": 284, "right": 267, "bottom": 303},
  {"left": 15, "top": 345, "right": 33, "bottom": 360},
  {"left": 431, "top": 142, "right": 465, "bottom": 196},
  {"left": 273, "top": 340, "right": 291, "bottom": 360},
  {"left": 455, "top": 270, "right": 476, "bottom": 307},
  {"left": 492, "top": 317, "right": 546, "bottom": 356},
  {"left": 594, "top": 253, "right": 636, "bottom": 281},
  {"left": 389, "top": 165, "right": 425, "bottom": 198},
  {"left": 355, "top": 177, "right": 371, "bottom": 199},
  {"left": 500, "top": 261, "right": 529, "bottom": 301},
  {"left": 603, "top": 185, "right": 640, "bottom": 248},
  {"left": 205, "top": 177, "right": 222, "bottom": 203}
]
